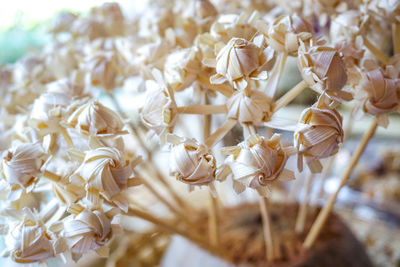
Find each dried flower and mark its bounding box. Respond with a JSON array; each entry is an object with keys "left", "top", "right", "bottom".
[
  {"left": 164, "top": 48, "right": 201, "bottom": 91},
  {"left": 84, "top": 52, "right": 118, "bottom": 91},
  {"left": 71, "top": 18, "right": 107, "bottom": 40},
  {"left": 91, "top": 3, "right": 125, "bottom": 36},
  {"left": 75, "top": 147, "right": 132, "bottom": 209},
  {"left": 294, "top": 99, "right": 344, "bottom": 173},
  {"left": 298, "top": 42, "right": 351, "bottom": 102},
  {"left": 211, "top": 37, "right": 275, "bottom": 90},
  {"left": 63, "top": 207, "right": 121, "bottom": 259},
  {"left": 67, "top": 100, "right": 124, "bottom": 136},
  {"left": 0, "top": 142, "right": 46, "bottom": 200},
  {"left": 356, "top": 68, "right": 400, "bottom": 127},
  {"left": 226, "top": 134, "right": 294, "bottom": 196},
  {"left": 267, "top": 14, "right": 314, "bottom": 56},
  {"left": 168, "top": 135, "right": 216, "bottom": 187},
  {"left": 227, "top": 90, "right": 272, "bottom": 125}
]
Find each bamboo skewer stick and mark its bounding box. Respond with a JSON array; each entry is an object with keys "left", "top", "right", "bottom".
[
  {"left": 205, "top": 118, "right": 237, "bottom": 148},
  {"left": 295, "top": 173, "right": 314, "bottom": 234},
  {"left": 259, "top": 197, "right": 274, "bottom": 262},
  {"left": 273, "top": 80, "right": 308, "bottom": 113},
  {"left": 177, "top": 104, "right": 227, "bottom": 115},
  {"left": 303, "top": 118, "right": 378, "bottom": 249},
  {"left": 362, "top": 36, "right": 389, "bottom": 64},
  {"left": 203, "top": 92, "right": 220, "bottom": 247},
  {"left": 392, "top": 22, "right": 400, "bottom": 55}
]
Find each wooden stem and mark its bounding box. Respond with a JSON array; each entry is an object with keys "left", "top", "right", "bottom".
[
  {"left": 393, "top": 22, "right": 400, "bottom": 55},
  {"left": 259, "top": 197, "right": 274, "bottom": 262},
  {"left": 273, "top": 80, "right": 308, "bottom": 113},
  {"left": 295, "top": 174, "right": 314, "bottom": 234},
  {"left": 125, "top": 207, "right": 226, "bottom": 257},
  {"left": 303, "top": 118, "right": 378, "bottom": 249},
  {"left": 205, "top": 119, "right": 237, "bottom": 148},
  {"left": 362, "top": 35, "right": 389, "bottom": 64},
  {"left": 177, "top": 104, "right": 227, "bottom": 115}
]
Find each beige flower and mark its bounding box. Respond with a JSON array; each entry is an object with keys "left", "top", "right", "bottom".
[
  {"left": 50, "top": 12, "right": 77, "bottom": 34},
  {"left": 84, "top": 52, "right": 118, "bottom": 91},
  {"left": 91, "top": 3, "right": 125, "bottom": 36},
  {"left": 168, "top": 135, "right": 216, "bottom": 187},
  {"left": 141, "top": 71, "right": 177, "bottom": 139},
  {"left": 357, "top": 68, "right": 400, "bottom": 127},
  {"left": 227, "top": 90, "right": 272, "bottom": 125},
  {"left": 67, "top": 100, "right": 124, "bottom": 136},
  {"left": 46, "top": 78, "right": 84, "bottom": 97},
  {"left": 330, "top": 10, "right": 368, "bottom": 43},
  {"left": 267, "top": 15, "right": 314, "bottom": 56},
  {"left": 164, "top": 48, "right": 201, "bottom": 91},
  {"left": 1, "top": 143, "right": 46, "bottom": 200},
  {"left": 226, "top": 134, "right": 294, "bottom": 196},
  {"left": 298, "top": 42, "right": 351, "bottom": 102},
  {"left": 63, "top": 208, "right": 121, "bottom": 259},
  {"left": 71, "top": 18, "right": 107, "bottom": 40},
  {"left": 294, "top": 99, "right": 344, "bottom": 173},
  {"left": 2, "top": 208, "right": 65, "bottom": 264},
  {"left": 211, "top": 37, "right": 275, "bottom": 90},
  {"left": 75, "top": 147, "right": 132, "bottom": 209}
]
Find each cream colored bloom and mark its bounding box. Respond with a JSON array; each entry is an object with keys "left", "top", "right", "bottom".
[
  {"left": 330, "top": 10, "right": 368, "bottom": 43},
  {"left": 84, "top": 52, "right": 118, "bottom": 91},
  {"left": 357, "top": 68, "right": 400, "bottom": 127},
  {"left": 226, "top": 134, "right": 294, "bottom": 196},
  {"left": 141, "top": 72, "right": 177, "bottom": 139},
  {"left": 294, "top": 99, "right": 344, "bottom": 173},
  {"left": 63, "top": 208, "right": 120, "bottom": 258},
  {"left": 67, "top": 100, "right": 124, "bottom": 136},
  {"left": 267, "top": 15, "right": 314, "bottom": 56},
  {"left": 75, "top": 147, "right": 132, "bottom": 205},
  {"left": 91, "top": 3, "right": 125, "bottom": 36},
  {"left": 168, "top": 135, "right": 216, "bottom": 187},
  {"left": 227, "top": 90, "right": 272, "bottom": 125},
  {"left": 71, "top": 18, "right": 107, "bottom": 40},
  {"left": 211, "top": 37, "right": 275, "bottom": 90},
  {"left": 1, "top": 143, "right": 46, "bottom": 200},
  {"left": 164, "top": 48, "right": 201, "bottom": 91},
  {"left": 298, "top": 42, "right": 351, "bottom": 102}
]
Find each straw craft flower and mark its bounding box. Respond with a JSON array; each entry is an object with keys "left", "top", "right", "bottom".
[
  {"left": 294, "top": 98, "right": 344, "bottom": 173},
  {"left": 267, "top": 14, "right": 314, "bottom": 56},
  {"left": 210, "top": 37, "right": 275, "bottom": 90},
  {"left": 75, "top": 147, "right": 132, "bottom": 210},
  {"left": 298, "top": 42, "right": 351, "bottom": 102},
  {"left": 67, "top": 100, "right": 124, "bottom": 137},
  {"left": 84, "top": 52, "right": 118, "bottom": 91},
  {"left": 225, "top": 134, "right": 295, "bottom": 196},
  {"left": 168, "top": 135, "right": 216, "bottom": 189},
  {"left": 0, "top": 142, "right": 46, "bottom": 200},
  {"left": 356, "top": 68, "right": 400, "bottom": 127}
]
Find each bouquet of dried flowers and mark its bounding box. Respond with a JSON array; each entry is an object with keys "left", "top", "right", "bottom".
[{"left": 0, "top": 0, "right": 399, "bottom": 265}]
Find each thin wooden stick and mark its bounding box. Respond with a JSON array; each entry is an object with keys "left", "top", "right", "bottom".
[
  {"left": 205, "top": 119, "right": 237, "bottom": 148},
  {"left": 125, "top": 207, "right": 226, "bottom": 257},
  {"left": 295, "top": 173, "right": 314, "bottom": 234},
  {"left": 197, "top": 74, "right": 234, "bottom": 97},
  {"left": 273, "top": 80, "right": 308, "bottom": 113},
  {"left": 177, "top": 104, "right": 227, "bottom": 115},
  {"left": 259, "top": 197, "right": 274, "bottom": 262},
  {"left": 265, "top": 52, "right": 288, "bottom": 98},
  {"left": 303, "top": 118, "right": 378, "bottom": 249},
  {"left": 393, "top": 22, "right": 400, "bottom": 55},
  {"left": 362, "top": 35, "right": 389, "bottom": 64}
]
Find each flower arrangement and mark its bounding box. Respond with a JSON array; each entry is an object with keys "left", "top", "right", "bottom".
[{"left": 0, "top": 0, "right": 399, "bottom": 265}]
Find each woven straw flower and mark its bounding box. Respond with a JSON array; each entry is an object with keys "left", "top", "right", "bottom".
[
  {"left": 141, "top": 71, "right": 177, "bottom": 139},
  {"left": 91, "top": 3, "right": 125, "bottom": 36},
  {"left": 2, "top": 208, "right": 64, "bottom": 264},
  {"left": 63, "top": 207, "right": 121, "bottom": 259},
  {"left": 211, "top": 37, "right": 275, "bottom": 90},
  {"left": 226, "top": 134, "right": 294, "bottom": 197},
  {"left": 330, "top": 10, "right": 368, "bottom": 43},
  {"left": 294, "top": 99, "right": 344, "bottom": 173},
  {"left": 298, "top": 42, "right": 351, "bottom": 102},
  {"left": 0, "top": 142, "right": 46, "bottom": 200},
  {"left": 71, "top": 18, "right": 107, "bottom": 40},
  {"left": 84, "top": 52, "right": 118, "bottom": 91},
  {"left": 67, "top": 100, "right": 124, "bottom": 136},
  {"left": 227, "top": 90, "right": 272, "bottom": 125},
  {"left": 168, "top": 135, "right": 216, "bottom": 188},
  {"left": 267, "top": 15, "right": 314, "bottom": 56},
  {"left": 164, "top": 48, "right": 201, "bottom": 91},
  {"left": 75, "top": 147, "right": 132, "bottom": 210},
  {"left": 356, "top": 68, "right": 400, "bottom": 127}
]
